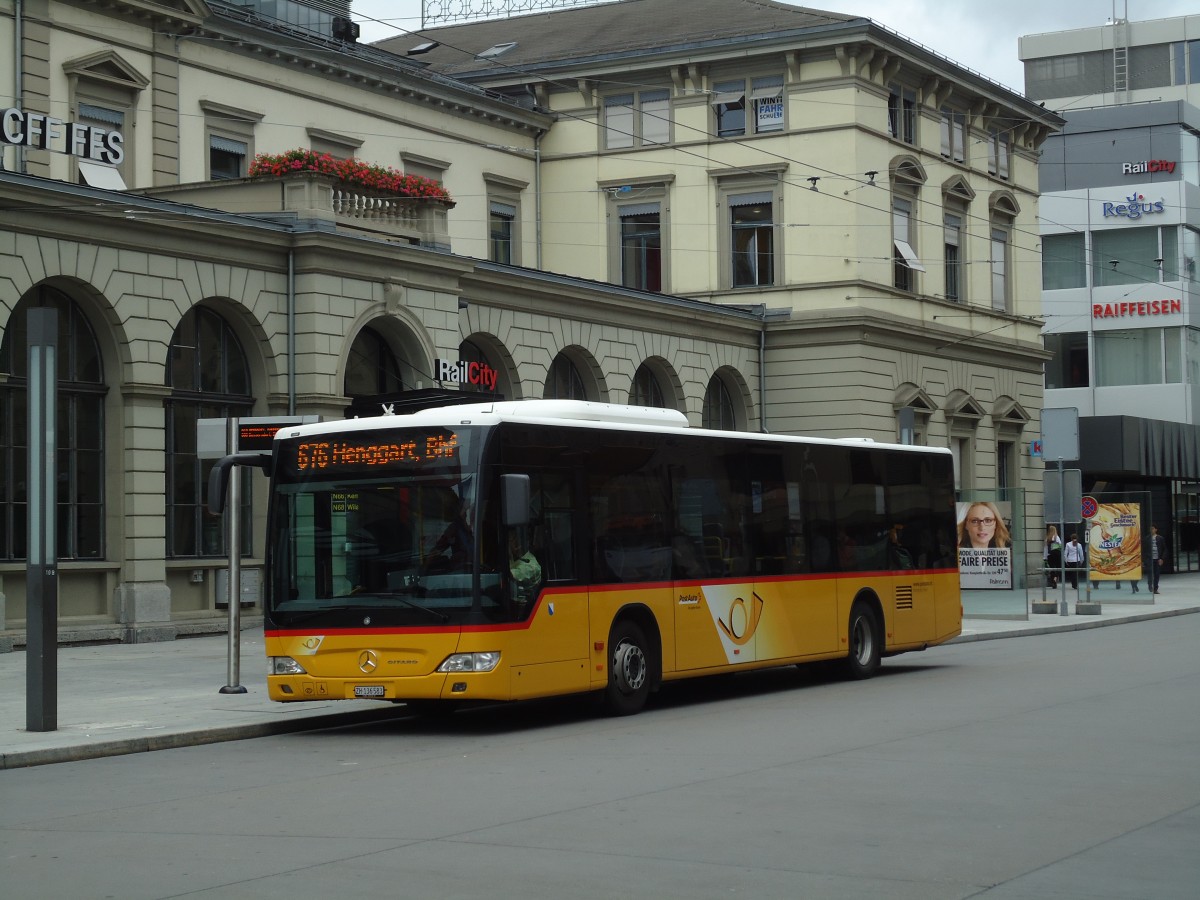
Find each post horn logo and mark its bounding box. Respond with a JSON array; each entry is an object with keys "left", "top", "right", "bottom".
[
  {"left": 717, "top": 593, "right": 765, "bottom": 645},
  {"left": 358, "top": 650, "right": 379, "bottom": 674}
]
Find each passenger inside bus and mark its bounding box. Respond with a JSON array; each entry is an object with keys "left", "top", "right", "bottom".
[
  {"left": 426, "top": 499, "right": 474, "bottom": 573},
  {"left": 508, "top": 528, "right": 542, "bottom": 607}
]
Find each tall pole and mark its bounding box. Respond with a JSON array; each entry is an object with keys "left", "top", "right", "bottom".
[
  {"left": 220, "top": 416, "right": 246, "bottom": 694},
  {"left": 1058, "top": 457, "right": 1067, "bottom": 616},
  {"left": 26, "top": 308, "right": 58, "bottom": 730}
]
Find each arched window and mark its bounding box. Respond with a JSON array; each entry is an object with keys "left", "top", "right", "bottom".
[
  {"left": 165, "top": 307, "right": 251, "bottom": 557},
  {"left": 544, "top": 353, "right": 588, "bottom": 400},
  {"left": 0, "top": 287, "right": 107, "bottom": 559},
  {"left": 703, "top": 373, "right": 737, "bottom": 430},
  {"left": 630, "top": 363, "right": 665, "bottom": 408},
  {"left": 345, "top": 325, "right": 403, "bottom": 398}
]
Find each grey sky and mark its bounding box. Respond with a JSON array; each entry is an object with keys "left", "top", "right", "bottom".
[{"left": 350, "top": 0, "right": 1197, "bottom": 94}]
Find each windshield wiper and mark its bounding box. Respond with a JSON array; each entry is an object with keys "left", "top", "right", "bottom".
[
  {"left": 276, "top": 597, "right": 449, "bottom": 625},
  {"left": 330, "top": 591, "right": 451, "bottom": 624}
]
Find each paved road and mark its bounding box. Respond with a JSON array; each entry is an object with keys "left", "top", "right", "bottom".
[{"left": 3, "top": 616, "right": 1198, "bottom": 899}]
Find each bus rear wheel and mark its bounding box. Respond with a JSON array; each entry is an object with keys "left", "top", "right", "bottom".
[
  {"left": 605, "top": 620, "right": 650, "bottom": 716},
  {"left": 843, "top": 601, "right": 881, "bottom": 680}
]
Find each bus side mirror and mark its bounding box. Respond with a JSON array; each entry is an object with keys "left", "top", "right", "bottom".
[
  {"left": 501, "top": 474, "right": 531, "bottom": 526},
  {"left": 206, "top": 452, "right": 272, "bottom": 514}
]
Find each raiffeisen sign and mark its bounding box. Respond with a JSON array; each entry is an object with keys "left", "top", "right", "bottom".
[
  {"left": 1101, "top": 192, "right": 1165, "bottom": 219},
  {"left": 1122, "top": 159, "right": 1176, "bottom": 175},
  {"left": 1, "top": 108, "right": 124, "bottom": 165}
]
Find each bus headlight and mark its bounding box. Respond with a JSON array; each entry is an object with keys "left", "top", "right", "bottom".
[
  {"left": 437, "top": 652, "right": 501, "bottom": 673},
  {"left": 269, "top": 656, "right": 308, "bottom": 675}
]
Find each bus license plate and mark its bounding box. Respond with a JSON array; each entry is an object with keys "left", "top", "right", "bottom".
[{"left": 354, "top": 685, "right": 385, "bottom": 698}]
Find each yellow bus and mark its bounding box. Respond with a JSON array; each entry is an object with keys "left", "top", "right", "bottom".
[{"left": 239, "top": 400, "right": 961, "bottom": 715}]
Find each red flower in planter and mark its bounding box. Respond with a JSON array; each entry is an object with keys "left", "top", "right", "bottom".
[{"left": 248, "top": 149, "right": 452, "bottom": 201}]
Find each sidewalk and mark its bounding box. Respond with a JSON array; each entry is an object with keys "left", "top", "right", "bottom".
[{"left": 3, "top": 576, "right": 1199, "bottom": 770}]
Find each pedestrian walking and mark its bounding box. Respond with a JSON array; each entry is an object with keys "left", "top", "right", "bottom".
[{"left": 1149, "top": 525, "right": 1166, "bottom": 593}]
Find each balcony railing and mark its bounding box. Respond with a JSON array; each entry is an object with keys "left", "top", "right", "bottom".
[{"left": 137, "top": 171, "right": 454, "bottom": 249}]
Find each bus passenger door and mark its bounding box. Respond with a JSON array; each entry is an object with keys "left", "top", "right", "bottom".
[
  {"left": 750, "top": 448, "right": 840, "bottom": 661},
  {"left": 672, "top": 464, "right": 758, "bottom": 671},
  {"left": 494, "top": 468, "right": 590, "bottom": 697}
]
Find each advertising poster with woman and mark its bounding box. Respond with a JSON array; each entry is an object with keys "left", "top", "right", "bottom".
[
  {"left": 1088, "top": 502, "right": 1142, "bottom": 583},
  {"left": 957, "top": 500, "right": 1013, "bottom": 589}
]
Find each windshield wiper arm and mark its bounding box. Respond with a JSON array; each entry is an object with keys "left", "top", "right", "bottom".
[{"left": 377, "top": 592, "right": 450, "bottom": 623}]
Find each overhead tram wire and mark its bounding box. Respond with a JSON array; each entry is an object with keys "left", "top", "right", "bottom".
[{"left": 345, "top": 5, "right": 1074, "bottom": 270}]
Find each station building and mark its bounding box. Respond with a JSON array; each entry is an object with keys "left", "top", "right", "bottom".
[{"left": 0, "top": 0, "right": 1060, "bottom": 643}]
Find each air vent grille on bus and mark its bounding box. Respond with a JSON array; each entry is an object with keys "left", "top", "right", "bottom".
[{"left": 895, "top": 585, "right": 914, "bottom": 610}]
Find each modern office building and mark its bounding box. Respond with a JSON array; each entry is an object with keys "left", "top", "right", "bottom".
[
  {"left": 1025, "top": 15, "right": 1200, "bottom": 571},
  {"left": 0, "top": 0, "right": 1061, "bottom": 643},
  {"left": 1021, "top": 12, "right": 1200, "bottom": 109}
]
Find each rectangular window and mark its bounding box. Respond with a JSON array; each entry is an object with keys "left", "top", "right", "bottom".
[
  {"left": 888, "top": 84, "right": 916, "bottom": 144},
  {"left": 939, "top": 107, "right": 966, "bottom": 163},
  {"left": 730, "top": 193, "right": 773, "bottom": 287},
  {"left": 1184, "top": 226, "right": 1200, "bottom": 284},
  {"left": 944, "top": 214, "right": 963, "bottom": 301},
  {"left": 1044, "top": 332, "right": 1090, "bottom": 389},
  {"left": 1188, "top": 327, "right": 1200, "bottom": 385},
  {"left": 640, "top": 90, "right": 670, "bottom": 144},
  {"left": 951, "top": 438, "right": 967, "bottom": 491},
  {"left": 1165, "top": 327, "right": 1183, "bottom": 383},
  {"left": 620, "top": 204, "right": 662, "bottom": 291},
  {"left": 988, "top": 127, "right": 1010, "bottom": 179},
  {"left": 1162, "top": 224, "right": 1180, "bottom": 282},
  {"left": 1190, "top": 39, "right": 1200, "bottom": 84},
  {"left": 77, "top": 101, "right": 128, "bottom": 186},
  {"left": 209, "top": 135, "right": 247, "bottom": 180},
  {"left": 750, "top": 76, "right": 784, "bottom": 134},
  {"left": 893, "top": 199, "right": 924, "bottom": 291},
  {"left": 201, "top": 102, "right": 260, "bottom": 182},
  {"left": 605, "top": 89, "right": 671, "bottom": 148},
  {"left": 713, "top": 80, "right": 747, "bottom": 138},
  {"left": 489, "top": 201, "right": 516, "bottom": 264},
  {"left": 604, "top": 94, "right": 635, "bottom": 149},
  {"left": 997, "top": 442, "right": 1013, "bottom": 492},
  {"left": 1096, "top": 329, "right": 1168, "bottom": 386},
  {"left": 1042, "top": 232, "right": 1087, "bottom": 290},
  {"left": 1092, "top": 226, "right": 1172, "bottom": 287},
  {"left": 991, "top": 227, "right": 1009, "bottom": 311}
]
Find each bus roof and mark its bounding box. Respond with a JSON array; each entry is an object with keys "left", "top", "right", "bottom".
[{"left": 273, "top": 399, "right": 949, "bottom": 456}]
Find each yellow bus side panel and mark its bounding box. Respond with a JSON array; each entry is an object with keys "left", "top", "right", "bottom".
[
  {"left": 510, "top": 659, "right": 591, "bottom": 700},
  {"left": 504, "top": 589, "right": 590, "bottom": 667}
]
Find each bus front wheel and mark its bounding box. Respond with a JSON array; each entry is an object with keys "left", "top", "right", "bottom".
[
  {"left": 605, "top": 620, "right": 650, "bottom": 716},
  {"left": 844, "top": 601, "right": 881, "bottom": 680}
]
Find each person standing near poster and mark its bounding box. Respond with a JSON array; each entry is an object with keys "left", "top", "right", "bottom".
[
  {"left": 1043, "top": 525, "right": 1062, "bottom": 587},
  {"left": 1063, "top": 533, "right": 1085, "bottom": 588}
]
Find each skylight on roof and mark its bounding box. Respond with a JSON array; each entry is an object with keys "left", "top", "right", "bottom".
[
  {"left": 408, "top": 41, "right": 439, "bottom": 55},
  {"left": 477, "top": 41, "right": 517, "bottom": 59}
]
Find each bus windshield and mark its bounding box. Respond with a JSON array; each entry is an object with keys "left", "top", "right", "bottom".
[{"left": 266, "top": 425, "right": 505, "bottom": 628}]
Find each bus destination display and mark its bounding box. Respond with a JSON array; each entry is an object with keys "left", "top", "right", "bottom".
[{"left": 289, "top": 430, "right": 459, "bottom": 475}]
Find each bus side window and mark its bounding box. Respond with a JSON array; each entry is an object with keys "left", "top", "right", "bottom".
[{"left": 533, "top": 472, "right": 575, "bottom": 581}]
